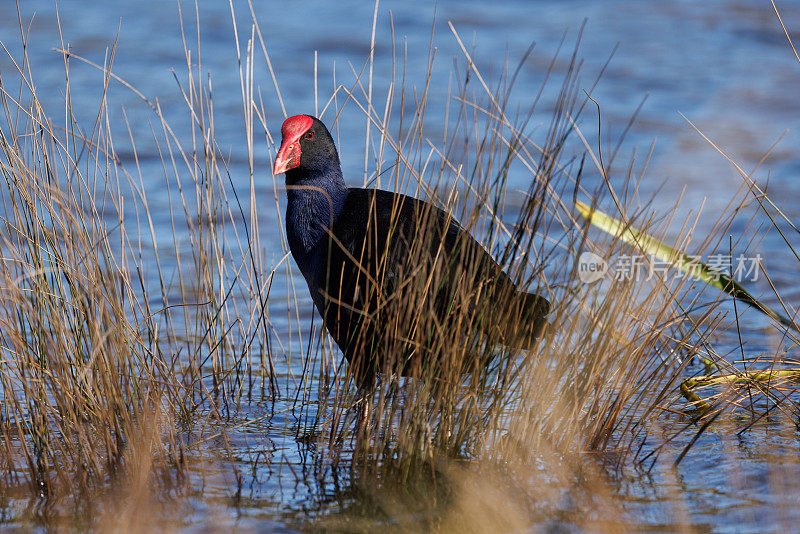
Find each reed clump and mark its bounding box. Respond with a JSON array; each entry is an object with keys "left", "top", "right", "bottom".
[{"left": 0, "top": 9, "right": 276, "bottom": 523}]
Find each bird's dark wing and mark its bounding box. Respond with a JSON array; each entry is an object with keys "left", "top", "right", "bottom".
[{"left": 311, "top": 188, "right": 529, "bottom": 387}]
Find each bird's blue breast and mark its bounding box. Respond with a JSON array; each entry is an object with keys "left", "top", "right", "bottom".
[{"left": 285, "top": 184, "right": 348, "bottom": 303}]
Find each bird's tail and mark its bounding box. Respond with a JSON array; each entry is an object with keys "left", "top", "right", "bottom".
[{"left": 497, "top": 291, "right": 550, "bottom": 349}]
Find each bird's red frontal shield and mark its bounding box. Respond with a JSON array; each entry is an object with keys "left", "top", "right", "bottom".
[{"left": 273, "top": 115, "right": 313, "bottom": 174}]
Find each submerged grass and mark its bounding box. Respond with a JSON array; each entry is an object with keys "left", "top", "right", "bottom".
[{"left": 0, "top": 2, "right": 797, "bottom": 531}]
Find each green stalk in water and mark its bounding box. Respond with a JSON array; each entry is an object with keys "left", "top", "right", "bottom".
[{"left": 575, "top": 200, "right": 799, "bottom": 333}]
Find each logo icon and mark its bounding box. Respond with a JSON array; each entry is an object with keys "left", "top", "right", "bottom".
[{"left": 578, "top": 251, "right": 607, "bottom": 284}]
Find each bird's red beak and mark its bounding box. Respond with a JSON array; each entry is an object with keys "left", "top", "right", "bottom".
[
  {"left": 273, "top": 141, "right": 301, "bottom": 175},
  {"left": 273, "top": 115, "right": 314, "bottom": 175}
]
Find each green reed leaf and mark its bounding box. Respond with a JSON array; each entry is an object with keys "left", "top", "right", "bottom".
[{"left": 575, "top": 200, "right": 799, "bottom": 333}]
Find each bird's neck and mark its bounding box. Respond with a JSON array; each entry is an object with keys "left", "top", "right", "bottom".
[{"left": 285, "top": 168, "right": 348, "bottom": 257}]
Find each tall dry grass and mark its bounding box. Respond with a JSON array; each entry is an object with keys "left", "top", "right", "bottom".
[{"left": 0, "top": 6, "right": 282, "bottom": 523}]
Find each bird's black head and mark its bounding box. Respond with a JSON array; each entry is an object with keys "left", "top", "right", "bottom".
[{"left": 273, "top": 115, "right": 340, "bottom": 182}]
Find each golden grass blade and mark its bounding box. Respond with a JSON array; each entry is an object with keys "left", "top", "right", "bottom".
[{"left": 680, "top": 368, "right": 800, "bottom": 415}]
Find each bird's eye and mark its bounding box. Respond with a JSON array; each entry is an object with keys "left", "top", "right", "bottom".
[{"left": 305, "top": 131, "right": 314, "bottom": 140}]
